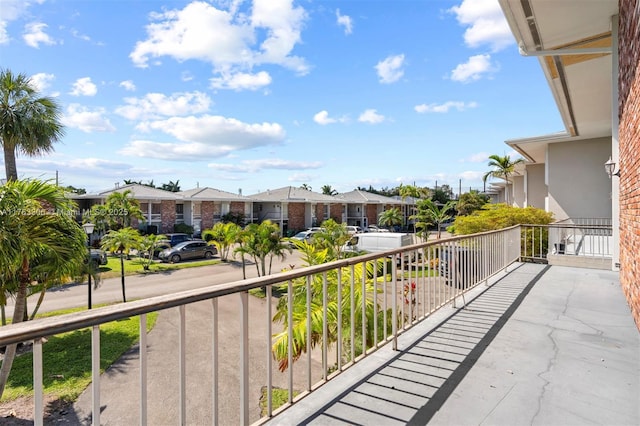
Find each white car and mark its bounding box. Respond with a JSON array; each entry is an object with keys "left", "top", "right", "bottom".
[{"left": 345, "top": 226, "right": 363, "bottom": 235}]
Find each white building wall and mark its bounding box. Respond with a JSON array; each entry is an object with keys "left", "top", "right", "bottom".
[
  {"left": 526, "top": 164, "right": 546, "bottom": 209},
  {"left": 512, "top": 176, "right": 525, "bottom": 207},
  {"left": 547, "top": 137, "right": 611, "bottom": 221}
]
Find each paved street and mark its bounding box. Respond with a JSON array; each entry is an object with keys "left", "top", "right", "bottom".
[{"left": 5, "top": 251, "right": 304, "bottom": 317}]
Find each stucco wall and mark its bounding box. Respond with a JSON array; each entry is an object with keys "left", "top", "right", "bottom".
[
  {"left": 512, "top": 176, "right": 525, "bottom": 207},
  {"left": 547, "top": 137, "right": 611, "bottom": 221},
  {"left": 526, "top": 163, "right": 546, "bottom": 209},
  {"left": 619, "top": 0, "right": 640, "bottom": 329}
]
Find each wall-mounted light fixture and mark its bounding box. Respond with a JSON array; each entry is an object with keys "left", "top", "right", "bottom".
[{"left": 604, "top": 156, "right": 620, "bottom": 178}]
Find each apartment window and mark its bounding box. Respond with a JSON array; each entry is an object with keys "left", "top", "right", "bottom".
[{"left": 176, "top": 204, "right": 184, "bottom": 221}]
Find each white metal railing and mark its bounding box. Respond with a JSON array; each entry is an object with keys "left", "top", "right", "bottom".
[
  {"left": 0, "top": 226, "right": 521, "bottom": 425},
  {"left": 521, "top": 223, "right": 613, "bottom": 261}
]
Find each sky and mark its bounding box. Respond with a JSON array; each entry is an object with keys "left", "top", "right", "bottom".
[{"left": 0, "top": 0, "right": 565, "bottom": 195}]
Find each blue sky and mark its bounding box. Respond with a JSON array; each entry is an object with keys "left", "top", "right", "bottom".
[{"left": 0, "top": 0, "right": 564, "bottom": 195}]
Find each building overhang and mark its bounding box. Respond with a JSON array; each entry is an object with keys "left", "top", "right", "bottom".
[{"left": 498, "top": 0, "right": 616, "bottom": 141}]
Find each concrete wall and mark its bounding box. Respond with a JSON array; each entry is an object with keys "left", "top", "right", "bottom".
[
  {"left": 526, "top": 164, "right": 546, "bottom": 209},
  {"left": 512, "top": 176, "right": 525, "bottom": 207},
  {"left": 546, "top": 137, "right": 611, "bottom": 221},
  {"left": 619, "top": 0, "right": 640, "bottom": 329}
]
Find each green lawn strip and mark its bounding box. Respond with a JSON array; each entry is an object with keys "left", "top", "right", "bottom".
[
  {"left": 98, "top": 256, "right": 220, "bottom": 279},
  {"left": 259, "top": 386, "right": 300, "bottom": 417},
  {"left": 1, "top": 305, "right": 158, "bottom": 403}
]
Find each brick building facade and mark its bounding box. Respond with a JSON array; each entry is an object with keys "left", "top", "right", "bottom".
[
  {"left": 287, "top": 203, "right": 306, "bottom": 230},
  {"left": 618, "top": 0, "right": 640, "bottom": 328}
]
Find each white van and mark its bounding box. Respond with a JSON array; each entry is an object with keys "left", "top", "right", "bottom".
[{"left": 343, "top": 232, "right": 413, "bottom": 254}]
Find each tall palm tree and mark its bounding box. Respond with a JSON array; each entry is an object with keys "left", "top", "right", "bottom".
[
  {"left": 101, "top": 227, "right": 141, "bottom": 302},
  {"left": 378, "top": 207, "right": 403, "bottom": 231},
  {"left": 0, "top": 69, "right": 65, "bottom": 181},
  {"left": 482, "top": 154, "right": 524, "bottom": 205},
  {"left": 0, "top": 179, "right": 87, "bottom": 398}
]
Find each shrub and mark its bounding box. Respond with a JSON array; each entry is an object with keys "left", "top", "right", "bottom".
[
  {"left": 173, "top": 223, "right": 194, "bottom": 235},
  {"left": 452, "top": 204, "right": 554, "bottom": 235}
]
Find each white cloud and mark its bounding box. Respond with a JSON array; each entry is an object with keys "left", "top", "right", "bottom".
[
  {"left": 459, "top": 170, "right": 485, "bottom": 181},
  {"left": 130, "top": 0, "right": 308, "bottom": 89},
  {"left": 69, "top": 77, "right": 98, "bottom": 96},
  {"left": 0, "top": 0, "right": 38, "bottom": 44},
  {"left": 464, "top": 152, "right": 490, "bottom": 163},
  {"left": 415, "top": 101, "right": 478, "bottom": 113},
  {"left": 450, "top": 54, "right": 495, "bottom": 83},
  {"left": 122, "top": 115, "right": 286, "bottom": 160},
  {"left": 62, "top": 104, "right": 116, "bottom": 133},
  {"left": 119, "top": 80, "right": 136, "bottom": 91},
  {"left": 375, "top": 54, "right": 405, "bottom": 84},
  {"left": 449, "top": 0, "right": 513, "bottom": 52},
  {"left": 23, "top": 22, "right": 56, "bottom": 48},
  {"left": 336, "top": 9, "right": 353, "bottom": 35},
  {"left": 313, "top": 110, "right": 348, "bottom": 125},
  {"left": 210, "top": 71, "right": 272, "bottom": 91},
  {"left": 115, "top": 91, "right": 211, "bottom": 120},
  {"left": 30, "top": 72, "right": 55, "bottom": 92},
  {"left": 358, "top": 109, "right": 385, "bottom": 124},
  {"left": 71, "top": 29, "right": 91, "bottom": 42},
  {"left": 208, "top": 158, "right": 322, "bottom": 173}
]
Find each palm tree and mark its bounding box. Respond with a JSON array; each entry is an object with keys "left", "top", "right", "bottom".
[
  {"left": 0, "top": 69, "right": 65, "bottom": 181},
  {"left": 101, "top": 227, "right": 141, "bottom": 302},
  {"left": 410, "top": 199, "right": 456, "bottom": 239},
  {"left": 311, "top": 219, "right": 352, "bottom": 260},
  {"left": 272, "top": 244, "right": 393, "bottom": 371},
  {"left": 300, "top": 183, "right": 312, "bottom": 191},
  {"left": 139, "top": 233, "right": 167, "bottom": 270},
  {"left": 482, "top": 154, "right": 524, "bottom": 205},
  {"left": 161, "top": 180, "right": 181, "bottom": 192},
  {"left": 321, "top": 185, "right": 338, "bottom": 196},
  {"left": 234, "top": 221, "right": 291, "bottom": 277},
  {"left": 203, "top": 222, "right": 241, "bottom": 261},
  {"left": 378, "top": 207, "right": 403, "bottom": 231},
  {"left": 104, "top": 189, "right": 144, "bottom": 229},
  {"left": 0, "top": 179, "right": 87, "bottom": 398}
]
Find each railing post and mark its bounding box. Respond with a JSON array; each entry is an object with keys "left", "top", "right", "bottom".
[
  {"left": 139, "top": 314, "right": 148, "bottom": 426},
  {"left": 178, "top": 305, "right": 186, "bottom": 426},
  {"left": 240, "top": 291, "right": 249, "bottom": 425},
  {"left": 212, "top": 299, "right": 219, "bottom": 425},
  {"left": 91, "top": 325, "right": 100, "bottom": 426},
  {"left": 392, "top": 262, "right": 397, "bottom": 351},
  {"left": 33, "top": 338, "right": 43, "bottom": 426}
]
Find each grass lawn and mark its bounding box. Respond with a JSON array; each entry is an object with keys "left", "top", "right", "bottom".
[
  {"left": 98, "top": 255, "right": 220, "bottom": 279},
  {"left": 1, "top": 306, "right": 158, "bottom": 403}
]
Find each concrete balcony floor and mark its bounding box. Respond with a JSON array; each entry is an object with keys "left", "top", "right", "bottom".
[{"left": 267, "top": 263, "right": 640, "bottom": 425}]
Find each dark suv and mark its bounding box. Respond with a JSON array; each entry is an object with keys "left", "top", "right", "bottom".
[{"left": 162, "top": 233, "right": 192, "bottom": 246}]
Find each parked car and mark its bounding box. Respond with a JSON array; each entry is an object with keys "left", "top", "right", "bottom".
[
  {"left": 288, "top": 230, "right": 319, "bottom": 247},
  {"left": 345, "top": 225, "right": 363, "bottom": 235},
  {"left": 365, "top": 225, "right": 389, "bottom": 233},
  {"left": 158, "top": 240, "right": 217, "bottom": 263},
  {"left": 89, "top": 249, "right": 108, "bottom": 266}
]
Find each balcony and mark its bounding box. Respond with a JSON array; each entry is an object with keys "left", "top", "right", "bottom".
[{"left": 0, "top": 225, "right": 637, "bottom": 425}]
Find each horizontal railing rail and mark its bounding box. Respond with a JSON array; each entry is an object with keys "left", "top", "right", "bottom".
[
  {"left": 0, "top": 226, "right": 521, "bottom": 426},
  {"left": 521, "top": 223, "right": 613, "bottom": 262}
]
